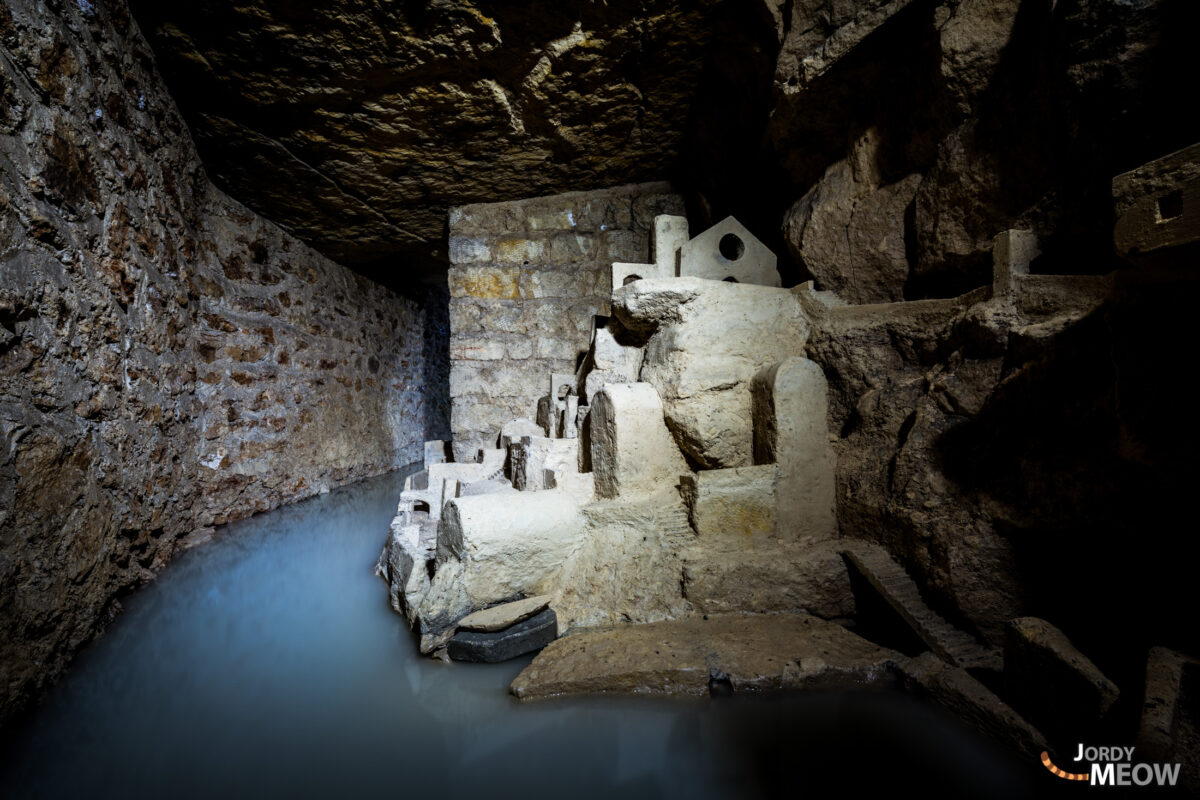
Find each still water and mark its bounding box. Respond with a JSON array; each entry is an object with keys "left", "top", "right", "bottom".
[{"left": 1, "top": 469, "right": 1038, "bottom": 799}]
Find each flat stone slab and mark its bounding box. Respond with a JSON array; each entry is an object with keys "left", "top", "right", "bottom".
[
  {"left": 1004, "top": 616, "right": 1119, "bottom": 742},
  {"left": 458, "top": 595, "right": 552, "bottom": 632},
  {"left": 510, "top": 612, "right": 899, "bottom": 699},
  {"left": 447, "top": 608, "right": 558, "bottom": 663},
  {"left": 898, "top": 652, "right": 1048, "bottom": 759}
]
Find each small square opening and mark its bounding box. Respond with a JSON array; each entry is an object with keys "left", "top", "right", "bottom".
[{"left": 1157, "top": 190, "right": 1184, "bottom": 223}]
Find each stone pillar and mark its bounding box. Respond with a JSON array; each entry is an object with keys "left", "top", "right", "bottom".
[
  {"left": 590, "top": 382, "right": 690, "bottom": 499},
  {"left": 751, "top": 357, "right": 837, "bottom": 540}
]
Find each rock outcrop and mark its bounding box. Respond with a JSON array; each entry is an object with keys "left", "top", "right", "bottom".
[
  {"left": 771, "top": 0, "right": 1198, "bottom": 297},
  {"left": 783, "top": 142, "right": 921, "bottom": 305},
  {"left": 511, "top": 612, "right": 900, "bottom": 699}
]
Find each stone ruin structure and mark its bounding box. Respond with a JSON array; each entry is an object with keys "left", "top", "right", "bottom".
[
  {"left": 379, "top": 214, "right": 844, "bottom": 656},
  {"left": 375, "top": 147, "right": 1200, "bottom": 778}
]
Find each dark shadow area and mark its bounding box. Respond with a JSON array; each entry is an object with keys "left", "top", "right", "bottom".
[
  {"left": 420, "top": 277, "right": 452, "bottom": 441},
  {"left": 936, "top": 275, "right": 1200, "bottom": 708},
  {"left": 671, "top": 0, "right": 786, "bottom": 280}
]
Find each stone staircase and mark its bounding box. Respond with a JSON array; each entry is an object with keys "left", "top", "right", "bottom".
[
  {"left": 655, "top": 502, "right": 695, "bottom": 545},
  {"left": 841, "top": 542, "right": 1002, "bottom": 672}
]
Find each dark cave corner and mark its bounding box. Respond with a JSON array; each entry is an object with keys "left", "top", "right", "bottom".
[{"left": 418, "top": 277, "right": 452, "bottom": 444}]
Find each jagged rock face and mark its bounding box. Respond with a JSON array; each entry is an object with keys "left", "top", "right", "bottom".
[
  {"left": 802, "top": 268, "right": 1200, "bottom": 673},
  {"left": 771, "top": 0, "right": 1199, "bottom": 298},
  {"left": 783, "top": 132, "right": 921, "bottom": 305},
  {"left": 128, "top": 0, "right": 759, "bottom": 276},
  {"left": 128, "top": 0, "right": 1194, "bottom": 298}
]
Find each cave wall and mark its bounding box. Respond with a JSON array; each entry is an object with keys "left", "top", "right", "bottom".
[
  {"left": 762, "top": 0, "right": 1198, "bottom": 639},
  {"left": 447, "top": 183, "right": 684, "bottom": 460},
  {"left": 0, "top": 0, "right": 439, "bottom": 726},
  {"left": 767, "top": 0, "right": 1199, "bottom": 301},
  {"left": 125, "top": 0, "right": 746, "bottom": 279}
]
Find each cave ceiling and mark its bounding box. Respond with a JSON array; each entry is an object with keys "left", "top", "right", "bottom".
[{"left": 129, "top": 0, "right": 775, "bottom": 287}]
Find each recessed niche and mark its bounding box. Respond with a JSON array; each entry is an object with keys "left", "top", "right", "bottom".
[
  {"left": 1157, "top": 190, "right": 1184, "bottom": 223},
  {"left": 719, "top": 233, "right": 744, "bottom": 261}
]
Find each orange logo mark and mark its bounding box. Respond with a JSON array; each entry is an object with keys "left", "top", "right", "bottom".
[{"left": 1042, "top": 751, "right": 1090, "bottom": 781}]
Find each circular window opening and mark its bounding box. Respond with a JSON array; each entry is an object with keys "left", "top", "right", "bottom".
[
  {"left": 622, "top": 274, "right": 642, "bottom": 286},
  {"left": 719, "top": 233, "right": 744, "bottom": 261}
]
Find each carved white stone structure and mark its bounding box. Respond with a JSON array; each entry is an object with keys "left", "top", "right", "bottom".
[
  {"left": 379, "top": 213, "right": 853, "bottom": 655},
  {"left": 582, "top": 317, "right": 642, "bottom": 402},
  {"left": 680, "top": 216, "right": 780, "bottom": 286},
  {"left": 992, "top": 229, "right": 1040, "bottom": 296},
  {"left": 654, "top": 214, "right": 689, "bottom": 275},
  {"left": 610, "top": 214, "right": 689, "bottom": 292},
  {"left": 590, "top": 382, "right": 690, "bottom": 499},
  {"left": 751, "top": 357, "right": 837, "bottom": 541}
]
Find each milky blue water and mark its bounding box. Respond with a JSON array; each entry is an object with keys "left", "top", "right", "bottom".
[{"left": 0, "top": 469, "right": 1038, "bottom": 799}]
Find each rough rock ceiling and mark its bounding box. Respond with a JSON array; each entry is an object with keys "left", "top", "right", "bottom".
[{"left": 129, "top": 0, "right": 773, "bottom": 284}]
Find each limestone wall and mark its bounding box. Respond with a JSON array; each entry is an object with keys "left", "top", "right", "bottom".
[
  {"left": 0, "top": 0, "right": 439, "bottom": 724},
  {"left": 447, "top": 184, "right": 684, "bottom": 460}
]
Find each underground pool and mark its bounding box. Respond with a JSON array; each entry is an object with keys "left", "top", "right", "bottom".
[{"left": 0, "top": 469, "right": 1039, "bottom": 799}]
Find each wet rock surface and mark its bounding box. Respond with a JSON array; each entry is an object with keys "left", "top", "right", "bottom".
[
  {"left": 448, "top": 607, "right": 558, "bottom": 663},
  {"left": 510, "top": 612, "right": 901, "bottom": 699}
]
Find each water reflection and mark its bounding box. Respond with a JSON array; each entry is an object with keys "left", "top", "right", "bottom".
[{"left": 0, "top": 469, "right": 1037, "bottom": 798}]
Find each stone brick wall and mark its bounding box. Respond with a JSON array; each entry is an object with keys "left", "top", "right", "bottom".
[
  {"left": 0, "top": 0, "right": 441, "bottom": 724},
  {"left": 447, "top": 184, "right": 685, "bottom": 460}
]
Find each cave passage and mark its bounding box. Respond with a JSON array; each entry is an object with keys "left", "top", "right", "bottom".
[{"left": 0, "top": 471, "right": 1036, "bottom": 799}]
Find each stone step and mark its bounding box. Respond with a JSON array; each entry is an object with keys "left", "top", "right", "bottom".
[
  {"left": 655, "top": 505, "right": 695, "bottom": 539},
  {"left": 841, "top": 542, "right": 1002, "bottom": 672}
]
